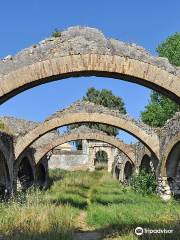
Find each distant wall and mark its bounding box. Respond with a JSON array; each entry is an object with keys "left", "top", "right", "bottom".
[{"left": 49, "top": 151, "right": 89, "bottom": 171}]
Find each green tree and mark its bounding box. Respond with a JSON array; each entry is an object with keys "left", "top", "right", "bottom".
[
  {"left": 68, "top": 87, "right": 126, "bottom": 149},
  {"left": 141, "top": 33, "right": 180, "bottom": 127},
  {"left": 157, "top": 32, "right": 180, "bottom": 66}
]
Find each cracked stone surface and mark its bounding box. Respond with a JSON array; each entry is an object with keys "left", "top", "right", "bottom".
[
  {"left": 0, "top": 26, "right": 179, "bottom": 77},
  {"left": 46, "top": 101, "right": 157, "bottom": 135}
]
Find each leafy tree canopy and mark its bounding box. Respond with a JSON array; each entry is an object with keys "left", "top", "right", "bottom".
[
  {"left": 141, "top": 32, "right": 180, "bottom": 127},
  {"left": 157, "top": 32, "right": 180, "bottom": 66}
]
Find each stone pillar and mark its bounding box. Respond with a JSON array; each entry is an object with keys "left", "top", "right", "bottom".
[
  {"left": 157, "top": 176, "right": 171, "bottom": 201},
  {"left": 119, "top": 160, "right": 126, "bottom": 182},
  {"left": 107, "top": 148, "right": 115, "bottom": 172},
  {"left": 88, "top": 147, "right": 95, "bottom": 171},
  {"left": 82, "top": 140, "right": 88, "bottom": 154}
]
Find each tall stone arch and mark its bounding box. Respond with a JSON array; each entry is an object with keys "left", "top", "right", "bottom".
[
  {"left": 140, "top": 154, "right": 153, "bottom": 173},
  {"left": 14, "top": 102, "right": 160, "bottom": 160},
  {"left": 161, "top": 133, "right": 180, "bottom": 177},
  {"left": 35, "top": 126, "right": 135, "bottom": 172},
  {"left": 15, "top": 150, "right": 35, "bottom": 191},
  {"left": 34, "top": 129, "right": 136, "bottom": 170},
  {"left": 122, "top": 160, "right": 134, "bottom": 184},
  {"left": 0, "top": 27, "right": 179, "bottom": 104}
]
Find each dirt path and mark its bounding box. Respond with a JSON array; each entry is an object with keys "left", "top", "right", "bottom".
[
  {"left": 73, "top": 174, "right": 104, "bottom": 240},
  {"left": 74, "top": 211, "right": 103, "bottom": 240}
]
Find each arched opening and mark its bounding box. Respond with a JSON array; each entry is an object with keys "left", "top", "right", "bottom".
[
  {"left": 124, "top": 161, "right": 133, "bottom": 184},
  {"left": 14, "top": 109, "right": 160, "bottom": 160},
  {"left": 35, "top": 131, "right": 136, "bottom": 165},
  {"left": 1, "top": 53, "right": 179, "bottom": 104},
  {"left": 94, "top": 150, "right": 108, "bottom": 170},
  {"left": 166, "top": 142, "right": 180, "bottom": 198},
  {"left": 36, "top": 163, "right": 46, "bottom": 189},
  {"left": 0, "top": 150, "right": 10, "bottom": 199},
  {"left": 140, "top": 154, "right": 152, "bottom": 173},
  {"left": 115, "top": 165, "right": 120, "bottom": 180},
  {"left": 18, "top": 157, "right": 34, "bottom": 191}
]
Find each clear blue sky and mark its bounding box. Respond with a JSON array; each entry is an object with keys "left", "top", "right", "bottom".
[{"left": 0, "top": 0, "right": 179, "bottom": 143}]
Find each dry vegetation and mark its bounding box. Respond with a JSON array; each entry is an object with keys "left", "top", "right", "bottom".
[{"left": 0, "top": 170, "right": 179, "bottom": 239}]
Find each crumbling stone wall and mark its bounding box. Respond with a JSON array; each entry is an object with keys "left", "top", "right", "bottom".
[
  {"left": 0, "top": 26, "right": 179, "bottom": 77},
  {"left": 112, "top": 150, "right": 134, "bottom": 183},
  {"left": 160, "top": 112, "right": 180, "bottom": 161},
  {"left": 158, "top": 112, "right": 180, "bottom": 200},
  {"left": 0, "top": 116, "right": 51, "bottom": 192},
  {"left": 133, "top": 142, "right": 158, "bottom": 175}
]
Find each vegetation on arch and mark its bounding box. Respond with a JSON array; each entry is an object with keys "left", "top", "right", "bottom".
[
  {"left": 141, "top": 32, "right": 180, "bottom": 127},
  {"left": 52, "top": 28, "right": 61, "bottom": 38}
]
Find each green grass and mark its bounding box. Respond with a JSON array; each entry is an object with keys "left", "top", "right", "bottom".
[
  {"left": 0, "top": 170, "right": 179, "bottom": 240},
  {"left": 87, "top": 174, "right": 180, "bottom": 240}
]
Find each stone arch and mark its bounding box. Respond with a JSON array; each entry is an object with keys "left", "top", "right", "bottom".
[
  {"left": 0, "top": 53, "right": 180, "bottom": 104},
  {"left": 17, "top": 155, "right": 34, "bottom": 191},
  {"left": 124, "top": 161, "right": 133, "bottom": 183},
  {"left": 164, "top": 141, "right": 180, "bottom": 197},
  {"left": 15, "top": 109, "right": 160, "bottom": 160},
  {"left": 34, "top": 132, "right": 135, "bottom": 164},
  {"left": 161, "top": 133, "right": 180, "bottom": 177},
  {"left": 0, "top": 27, "right": 179, "bottom": 104},
  {"left": 140, "top": 154, "right": 152, "bottom": 173},
  {"left": 94, "top": 150, "right": 108, "bottom": 169}
]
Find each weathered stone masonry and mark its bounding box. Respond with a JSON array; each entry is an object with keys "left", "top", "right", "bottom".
[
  {"left": 0, "top": 117, "right": 51, "bottom": 192},
  {"left": 0, "top": 26, "right": 179, "bottom": 103},
  {"left": 0, "top": 26, "right": 179, "bottom": 198},
  {"left": 14, "top": 101, "right": 160, "bottom": 160}
]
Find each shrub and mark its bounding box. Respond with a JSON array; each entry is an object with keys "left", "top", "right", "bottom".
[
  {"left": 52, "top": 28, "right": 61, "bottom": 38},
  {"left": 130, "top": 171, "right": 157, "bottom": 195}
]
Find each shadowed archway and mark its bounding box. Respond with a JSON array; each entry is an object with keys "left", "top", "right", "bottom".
[
  {"left": 166, "top": 142, "right": 180, "bottom": 197},
  {"left": 18, "top": 157, "right": 34, "bottom": 191},
  {"left": 124, "top": 161, "right": 133, "bottom": 183},
  {"left": 0, "top": 150, "right": 10, "bottom": 199},
  {"left": 36, "top": 163, "right": 46, "bottom": 189},
  {"left": 140, "top": 154, "right": 152, "bottom": 173}
]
